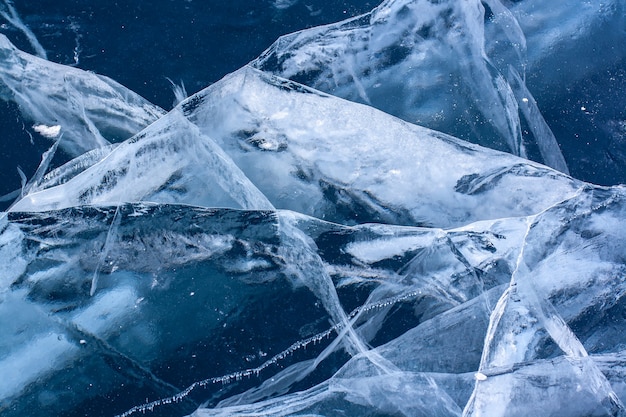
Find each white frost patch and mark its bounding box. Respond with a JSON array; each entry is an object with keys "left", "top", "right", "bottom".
[
  {"left": 225, "top": 258, "right": 272, "bottom": 273},
  {"left": 270, "top": 110, "right": 289, "bottom": 120},
  {"left": 32, "top": 124, "right": 62, "bottom": 139},
  {"left": 346, "top": 235, "right": 437, "bottom": 264}
]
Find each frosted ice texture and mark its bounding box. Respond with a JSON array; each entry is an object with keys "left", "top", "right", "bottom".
[
  {"left": 10, "top": 110, "right": 273, "bottom": 212},
  {"left": 11, "top": 66, "right": 580, "bottom": 228},
  {"left": 0, "top": 34, "right": 164, "bottom": 157},
  {"left": 253, "top": 0, "right": 535, "bottom": 161},
  {"left": 0, "top": 0, "right": 625, "bottom": 416},
  {"left": 253, "top": 0, "right": 626, "bottom": 183}
]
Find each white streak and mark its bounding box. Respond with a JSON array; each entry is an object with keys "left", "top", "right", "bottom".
[{"left": 0, "top": 0, "right": 47, "bottom": 59}]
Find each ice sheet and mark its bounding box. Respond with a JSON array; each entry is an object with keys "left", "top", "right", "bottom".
[
  {"left": 0, "top": 1, "right": 625, "bottom": 416},
  {"left": 0, "top": 34, "right": 164, "bottom": 157}
]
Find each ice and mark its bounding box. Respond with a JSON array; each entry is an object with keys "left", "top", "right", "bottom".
[
  {"left": 0, "top": 0, "right": 625, "bottom": 416},
  {"left": 0, "top": 218, "right": 27, "bottom": 288},
  {"left": 11, "top": 112, "right": 273, "bottom": 212},
  {"left": 253, "top": 0, "right": 528, "bottom": 158},
  {"left": 507, "top": 67, "right": 569, "bottom": 175},
  {"left": 5, "top": 186, "right": 624, "bottom": 416},
  {"left": 179, "top": 66, "right": 579, "bottom": 228},
  {"left": 504, "top": 0, "right": 626, "bottom": 91},
  {"left": 489, "top": 0, "right": 626, "bottom": 184},
  {"left": 0, "top": 0, "right": 46, "bottom": 59},
  {"left": 0, "top": 206, "right": 309, "bottom": 415},
  {"left": 9, "top": 65, "right": 580, "bottom": 226},
  {"left": 467, "top": 185, "right": 626, "bottom": 416},
  {"left": 0, "top": 34, "right": 164, "bottom": 157},
  {"left": 0, "top": 331, "right": 77, "bottom": 400}
]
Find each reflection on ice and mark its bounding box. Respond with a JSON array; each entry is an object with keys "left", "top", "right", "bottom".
[{"left": 0, "top": 0, "right": 625, "bottom": 416}]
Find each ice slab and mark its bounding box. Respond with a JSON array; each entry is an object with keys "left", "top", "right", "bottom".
[
  {"left": 10, "top": 112, "right": 273, "bottom": 212},
  {"left": 253, "top": 0, "right": 527, "bottom": 158},
  {"left": 252, "top": 0, "right": 625, "bottom": 178},
  {"left": 179, "top": 66, "right": 580, "bottom": 228},
  {"left": 0, "top": 34, "right": 164, "bottom": 157},
  {"left": 0, "top": 202, "right": 526, "bottom": 416},
  {"left": 10, "top": 66, "right": 581, "bottom": 227},
  {"left": 250, "top": 0, "right": 589, "bottom": 175}
]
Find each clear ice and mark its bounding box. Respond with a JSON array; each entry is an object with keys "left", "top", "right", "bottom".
[{"left": 1, "top": 0, "right": 625, "bottom": 416}]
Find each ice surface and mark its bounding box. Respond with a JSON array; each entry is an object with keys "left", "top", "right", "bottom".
[
  {"left": 3, "top": 185, "right": 626, "bottom": 417},
  {"left": 0, "top": 34, "right": 164, "bottom": 157},
  {"left": 186, "top": 186, "right": 626, "bottom": 417},
  {"left": 253, "top": 0, "right": 528, "bottom": 159},
  {"left": 0, "top": 0, "right": 46, "bottom": 59},
  {"left": 179, "top": 66, "right": 578, "bottom": 228},
  {"left": 10, "top": 112, "right": 273, "bottom": 212},
  {"left": 0, "top": 203, "right": 523, "bottom": 417},
  {"left": 0, "top": 0, "right": 625, "bottom": 416},
  {"left": 490, "top": 0, "right": 626, "bottom": 184},
  {"left": 184, "top": 66, "right": 574, "bottom": 227},
  {"left": 504, "top": 0, "right": 626, "bottom": 92},
  {"left": 11, "top": 65, "right": 581, "bottom": 227}
]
